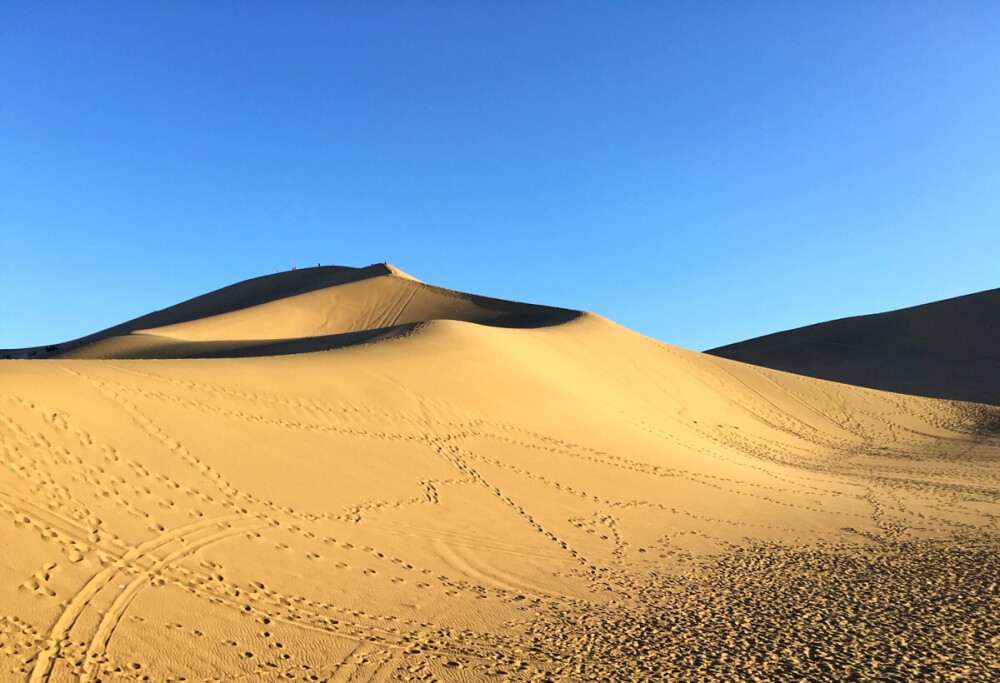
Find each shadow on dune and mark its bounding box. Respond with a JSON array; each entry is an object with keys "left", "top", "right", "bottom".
[
  {"left": 707, "top": 288, "right": 1000, "bottom": 407},
  {"left": 101, "top": 324, "right": 421, "bottom": 359}
]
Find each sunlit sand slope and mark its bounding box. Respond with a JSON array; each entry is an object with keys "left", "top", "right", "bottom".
[
  {"left": 708, "top": 287, "right": 1000, "bottom": 406},
  {"left": 1, "top": 274, "right": 999, "bottom": 681}
]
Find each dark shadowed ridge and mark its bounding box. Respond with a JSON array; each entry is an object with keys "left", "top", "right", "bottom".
[
  {"left": 2, "top": 263, "right": 581, "bottom": 359},
  {"left": 707, "top": 288, "right": 1000, "bottom": 407}
]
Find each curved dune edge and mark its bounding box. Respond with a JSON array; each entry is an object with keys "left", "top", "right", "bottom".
[
  {"left": 1, "top": 304, "right": 999, "bottom": 679},
  {"left": 56, "top": 325, "right": 421, "bottom": 360}
]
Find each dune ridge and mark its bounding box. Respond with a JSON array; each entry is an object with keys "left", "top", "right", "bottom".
[{"left": 1, "top": 268, "right": 999, "bottom": 680}]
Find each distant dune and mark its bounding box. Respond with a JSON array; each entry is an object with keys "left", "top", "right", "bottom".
[
  {"left": 707, "top": 288, "right": 1000, "bottom": 406},
  {"left": 2, "top": 266, "right": 999, "bottom": 681}
]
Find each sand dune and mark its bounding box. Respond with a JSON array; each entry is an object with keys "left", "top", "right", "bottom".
[
  {"left": 3, "top": 264, "right": 577, "bottom": 360},
  {"left": 1, "top": 266, "right": 999, "bottom": 681},
  {"left": 707, "top": 287, "right": 1000, "bottom": 406}
]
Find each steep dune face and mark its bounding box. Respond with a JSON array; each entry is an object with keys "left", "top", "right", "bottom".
[
  {"left": 707, "top": 288, "right": 1000, "bottom": 406},
  {"left": 1, "top": 270, "right": 999, "bottom": 680}
]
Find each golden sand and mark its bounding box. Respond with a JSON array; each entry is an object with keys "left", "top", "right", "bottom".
[{"left": 2, "top": 266, "right": 998, "bottom": 681}]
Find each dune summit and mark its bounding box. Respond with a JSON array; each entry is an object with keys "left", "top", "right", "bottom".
[{"left": 2, "top": 266, "right": 999, "bottom": 681}]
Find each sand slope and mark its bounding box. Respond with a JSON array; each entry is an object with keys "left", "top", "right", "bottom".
[
  {"left": 1, "top": 268, "right": 999, "bottom": 681},
  {"left": 707, "top": 288, "right": 1000, "bottom": 406}
]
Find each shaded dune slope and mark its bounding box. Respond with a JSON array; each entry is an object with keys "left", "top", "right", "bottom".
[
  {"left": 707, "top": 288, "right": 1000, "bottom": 406},
  {"left": 3, "top": 264, "right": 578, "bottom": 359}
]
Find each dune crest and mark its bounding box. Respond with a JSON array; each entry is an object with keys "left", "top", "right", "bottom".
[{"left": 1, "top": 268, "right": 999, "bottom": 680}]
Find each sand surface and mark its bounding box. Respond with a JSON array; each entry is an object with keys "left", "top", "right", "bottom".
[{"left": 2, "top": 266, "right": 999, "bottom": 681}]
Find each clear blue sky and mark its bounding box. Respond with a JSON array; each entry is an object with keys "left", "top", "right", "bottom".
[{"left": 3, "top": 2, "right": 999, "bottom": 351}]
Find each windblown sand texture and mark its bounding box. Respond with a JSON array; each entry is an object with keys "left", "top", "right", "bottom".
[{"left": 2, "top": 265, "right": 999, "bottom": 681}]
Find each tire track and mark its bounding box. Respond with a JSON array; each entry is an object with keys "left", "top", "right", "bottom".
[
  {"left": 79, "top": 517, "right": 267, "bottom": 682},
  {"left": 29, "top": 513, "right": 246, "bottom": 682}
]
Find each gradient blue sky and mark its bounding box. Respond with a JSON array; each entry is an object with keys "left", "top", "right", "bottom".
[{"left": 3, "top": 2, "right": 999, "bottom": 351}]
